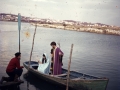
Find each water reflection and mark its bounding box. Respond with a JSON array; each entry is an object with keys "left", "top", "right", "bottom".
[
  {"left": 0, "top": 83, "right": 21, "bottom": 90},
  {"left": 23, "top": 72, "right": 74, "bottom": 90}
]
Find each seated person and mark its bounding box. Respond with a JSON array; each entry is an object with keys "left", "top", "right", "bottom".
[
  {"left": 0, "top": 52, "right": 24, "bottom": 84},
  {"left": 37, "top": 53, "right": 50, "bottom": 74}
]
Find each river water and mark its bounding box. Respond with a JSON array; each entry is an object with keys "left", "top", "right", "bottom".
[{"left": 0, "top": 21, "right": 120, "bottom": 90}]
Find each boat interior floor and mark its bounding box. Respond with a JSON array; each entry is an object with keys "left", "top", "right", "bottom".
[
  {"left": 31, "top": 65, "right": 100, "bottom": 80},
  {"left": 25, "top": 61, "right": 101, "bottom": 80}
]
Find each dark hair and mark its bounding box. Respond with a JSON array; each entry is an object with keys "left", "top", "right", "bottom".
[
  {"left": 50, "top": 42, "right": 56, "bottom": 46},
  {"left": 15, "top": 52, "right": 21, "bottom": 57},
  {"left": 43, "top": 54, "right": 45, "bottom": 57},
  {"left": 51, "top": 49, "right": 54, "bottom": 54},
  {"left": 42, "top": 54, "right": 47, "bottom": 63}
]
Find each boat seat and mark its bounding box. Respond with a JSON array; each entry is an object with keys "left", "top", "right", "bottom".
[{"left": 55, "top": 73, "right": 67, "bottom": 77}]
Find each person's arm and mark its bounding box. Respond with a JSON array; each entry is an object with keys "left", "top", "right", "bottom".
[
  {"left": 59, "top": 48, "right": 64, "bottom": 56},
  {"left": 38, "top": 58, "right": 43, "bottom": 64},
  {"left": 38, "top": 60, "right": 42, "bottom": 64},
  {"left": 16, "top": 60, "right": 24, "bottom": 69},
  {"left": 59, "top": 48, "right": 64, "bottom": 66}
]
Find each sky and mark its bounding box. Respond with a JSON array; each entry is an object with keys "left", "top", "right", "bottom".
[{"left": 0, "top": 0, "right": 120, "bottom": 26}]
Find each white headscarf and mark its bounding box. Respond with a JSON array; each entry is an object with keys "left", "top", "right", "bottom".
[{"left": 38, "top": 53, "right": 51, "bottom": 74}]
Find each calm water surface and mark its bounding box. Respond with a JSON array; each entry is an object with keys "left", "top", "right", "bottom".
[{"left": 0, "top": 21, "right": 120, "bottom": 90}]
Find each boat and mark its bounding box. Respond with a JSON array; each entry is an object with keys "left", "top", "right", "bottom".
[{"left": 23, "top": 61, "right": 109, "bottom": 90}]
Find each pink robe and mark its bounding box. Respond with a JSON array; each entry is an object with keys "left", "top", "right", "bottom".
[{"left": 53, "top": 47, "right": 63, "bottom": 75}]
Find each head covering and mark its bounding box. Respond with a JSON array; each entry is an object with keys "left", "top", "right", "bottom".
[
  {"left": 43, "top": 53, "right": 48, "bottom": 60},
  {"left": 38, "top": 53, "right": 51, "bottom": 74}
]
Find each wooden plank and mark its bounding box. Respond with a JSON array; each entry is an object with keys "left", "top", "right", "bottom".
[
  {"left": 0, "top": 81, "right": 24, "bottom": 88},
  {"left": 29, "top": 24, "right": 37, "bottom": 69},
  {"left": 66, "top": 44, "right": 74, "bottom": 90}
]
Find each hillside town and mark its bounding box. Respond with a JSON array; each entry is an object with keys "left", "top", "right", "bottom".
[{"left": 0, "top": 13, "right": 120, "bottom": 35}]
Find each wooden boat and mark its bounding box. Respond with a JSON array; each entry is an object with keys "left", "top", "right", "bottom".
[{"left": 23, "top": 61, "right": 109, "bottom": 90}]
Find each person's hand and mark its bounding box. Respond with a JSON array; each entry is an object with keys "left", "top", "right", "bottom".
[
  {"left": 59, "top": 52, "right": 62, "bottom": 55},
  {"left": 61, "top": 62, "right": 63, "bottom": 66},
  {"left": 21, "top": 66, "right": 24, "bottom": 68},
  {"left": 38, "top": 60, "right": 42, "bottom": 64}
]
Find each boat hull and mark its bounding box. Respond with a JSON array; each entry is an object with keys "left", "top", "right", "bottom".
[{"left": 23, "top": 61, "right": 109, "bottom": 90}]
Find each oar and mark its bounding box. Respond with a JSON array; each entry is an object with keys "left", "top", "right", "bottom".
[
  {"left": 66, "top": 44, "right": 74, "bottom": 90},
  {"left": 18, "top": 13, "right": 21, "bottom": 52}
]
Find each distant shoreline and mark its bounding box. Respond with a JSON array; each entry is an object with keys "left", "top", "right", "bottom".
[
  {"left": 31, "top": 23, "right": 120, "bottom": 36},
  {"left": 0, "top": 20, "right": 120, "bottom": 36},
  {"left": 0, "top": 13, "right": 120, "bottom": 36}
]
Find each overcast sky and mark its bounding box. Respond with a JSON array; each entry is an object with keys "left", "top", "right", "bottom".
[{"left": 0, "top": 0, "right": 120, "bottom": 26}]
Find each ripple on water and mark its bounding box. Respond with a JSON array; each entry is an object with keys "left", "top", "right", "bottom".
[{"left": 0, "top": 21, "right": 120, "bottom": 90}]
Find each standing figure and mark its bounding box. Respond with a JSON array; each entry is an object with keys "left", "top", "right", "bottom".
[{"left": 50, "top": 42, "right": 64, "bottom": 75}]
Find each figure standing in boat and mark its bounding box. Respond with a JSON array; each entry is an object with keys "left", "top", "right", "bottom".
[{"left": 50, "top": 42, "right": 64, "bottom": 75}]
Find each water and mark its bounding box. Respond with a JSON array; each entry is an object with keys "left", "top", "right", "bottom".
[{"left": 0, "top": 21, "right": 120, "bottom": 90}]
